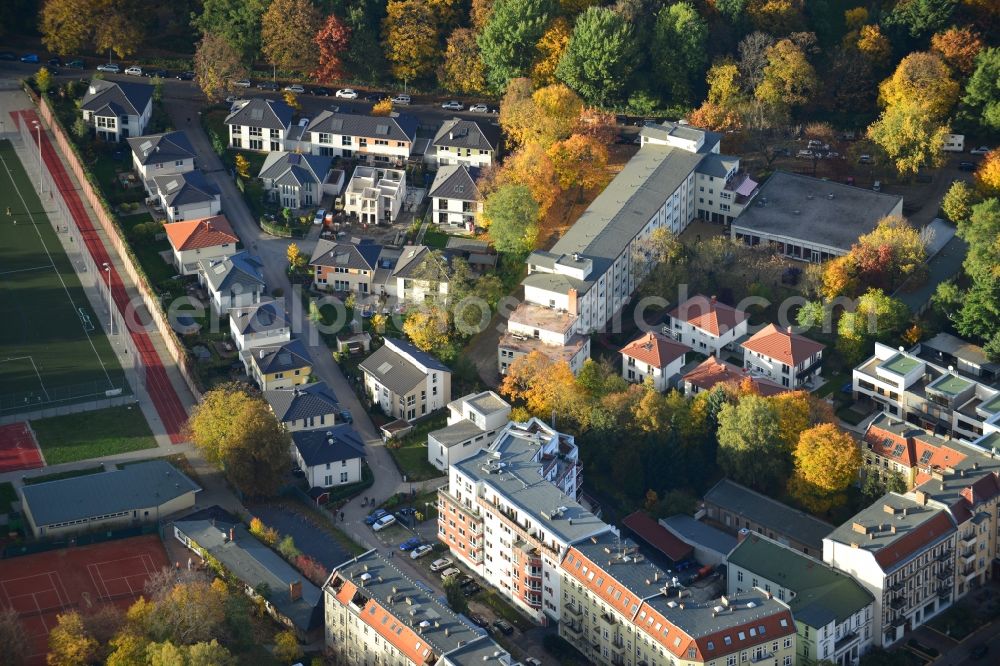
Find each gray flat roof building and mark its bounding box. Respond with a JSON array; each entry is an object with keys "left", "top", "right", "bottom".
[{"left": 731, "top": 171, "right": 904, "bottom": 260}]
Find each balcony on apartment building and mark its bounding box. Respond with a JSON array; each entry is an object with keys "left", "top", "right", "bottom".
[
  {"left": 724, "top": 171, "right": 759, "bottom": 205},
  {"left": 960, "top": 548, "right": 976, "bottom": 564},
  {"left": 938, "top": 582, "right": 953, "bottom": 599},
  {"left": 564, "top": 601, "right": 583, "bottom": 617},
  {"left": 959, "top": 532, "right": 976, "bottom": 548},
  {"left": 561, "top": 620, "right": 584, "bottom": 638},
  {"left": 750, "top": 650, "right": 775, "bottom": 664},
  {"left": 835, "top": 631, "right": 860, "bottom": 655}
]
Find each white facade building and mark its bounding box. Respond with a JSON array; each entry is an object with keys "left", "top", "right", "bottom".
[
  {"left": 225, "top": 98, "right": 294, "bottom": 152},
  {"left": 666, "top": 294, "right": 749, "bottom": 357},
  {"left": 427, "top": 391, "right": 511, "bottom": 471},
  {"left": 741, "top": 323, "right": 826, "bottom": 390},
  {"left": 343, "top": 166, "right": 406, "bottom": 225},
  {"left": 619, "top": 331, "right": 690, "bottom": 391},
  {"left": 306, "top": 111, "right": 416, "bottom": 165}
]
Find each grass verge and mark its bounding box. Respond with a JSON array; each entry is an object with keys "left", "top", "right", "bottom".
[
  {"left": 385, "top": 412, "right": 447, "bottom": 482},
  {"left": 23, "top": 465, "right": 105, "bottom": 485},
  {"left": 31, "top": 404, "right": 157, "bottom": 465},
  {"left": 0, "top": 482, "right": 17, "bottom": 514}
]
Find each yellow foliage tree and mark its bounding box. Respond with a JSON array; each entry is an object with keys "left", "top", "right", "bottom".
[
  {"left": 287, "top": 243, "right": 306, "bottom": 270},
  {"left": 772, "top": 390, "right": 813, "bottom": 451},
  {"left": 283, "top": 90, "right": 301, "bottom": 112},
  {"left": 902, "top": 324, "right": 923, "bottom": 346},
  {"left": 843, "top": 7, "right": 868, "bottom": 31},
  {"left": 974, "top": 149, "right": 1000, "bottom": 197},
  {"left": 856, "top": 25, "right": 891, "bottom": 69},
  {"left": 500, "top": 351, "right": 584, "bottom": 421},
  {"left": 820, "top": 255, "right": 860, "bottom": 300},
  {"left": 496, "top": 142, "right": 561, "bottom": 217},
  {"left": 499, "top": 80, "right": 583, "bottom": 149},
  {"left": 274, "top": 630, "right": 303, "bottom": 663},
  {"left": 262, "top": 0, "right": 321, "bottom": 71},
  {"left": 531, "top": 17, "right": 571, "bottom": 87},
  {"left": 439, "top": 28, "right": 486, "bottom": 94},
  {"left": 546, "top": 134, "right": 608, "bottom": 199},
  {"left": 401, "top": 306, "right": 451, "bottom": 354},
  {"left": 788, "top": 424, "right": 861, "bottom": 513},
  {"left": 372, "top": 98, "right": 393, "bottom": 116},
  {"left": 48, "top": 611, "right": 97, "bottom": 666},
  {"left": 382, "top": 0, "right": 440, "bottom": 82},
  {"left": 878, "top": 52, "right": 959, "bottom": 120},
  {"left": 234, "top": 154, "right": 250, "bottom": 180},
  {"left": 755, "top": 38, "right": 817, "bottom": 111}
]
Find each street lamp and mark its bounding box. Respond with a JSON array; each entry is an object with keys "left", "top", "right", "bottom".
[
  {"left": 102, "top": 262, "right": 114, "bottom": 335},
  {"left": 31, "top": 120, "right": 42, "bottom": 196}
]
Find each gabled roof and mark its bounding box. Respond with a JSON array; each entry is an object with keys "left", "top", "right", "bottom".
[
  {"left": 265, "top": 381, "right": 339, "bottom": 423},
  {"left": 309, "top": 239, "right": 383, "bottom": 271},
  {"left": 127, "top": 131, "right": 196, "bottom": 166},
  {"left": 358, "top": 342, "right": 428, "bottom": 396},
  {"left": 224, "top": 98, "right": 293, "bottom": 131},
  {"left": 741, "top": 323, "right": 826, "bottom": 366},
  {"left": 153, "top": 170, "right": 220, "bottom": 208},
  {"left": 432, "top": 118, "right": 500, "bottom": 152},
  {"left": 429, "top": 164, "right": 481, "bottom": 202},
  {"left": 392, "top": 245, "right": 449, "bottom": 281},
  {"left": 250, "top": 339, "right": 313, "bottom": 375},
  {"left": 164, "top": 215, "right": 237, "bottom": 252},
  {"left": 682, "top": 356, "right": 787, "bottom": 396},
  {"left": 259, "top": 151, "right": 332, "bottom": 188},
  {"left": 81, "top": 79, "right": 152, "bottom": 117},
  {"left": 620, "top": 331, "right": 690, "bottom": 368},
  {"left": 292, "top": 425, "right": 364, "bottom": 467},
  {"left": 199, "top": 251, "right": 265, "bottom": 293},
  {"left": 384, "top": 337, "right": 450, "bottom": 373},
  {"left": 307, "top": 110, "right": 417, "bottom": 144},
  {"left": 622, "top": 510, "right": 693, "bottom": 562},
  {"left": 229, "top": 300, "right": 289, "bottom": 336},
  {"left": 21, "top": 460, "right": 199, "bottom": 527},
  {"left": 669, "top": 294, "right": 748, "bottom": 337}
]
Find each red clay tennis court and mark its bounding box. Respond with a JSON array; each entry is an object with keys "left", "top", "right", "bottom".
[
  {"left": 0, "top": 421, "right": 44, "bottom": 472},
  {"left": 0, "top": 534, "right": 168, "bottom": 664}
]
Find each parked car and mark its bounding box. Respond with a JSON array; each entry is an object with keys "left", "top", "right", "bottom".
[
  {"left": 66, "top": 59, "right": 85, "bottom": 69},
  {"left": 311, "top": 87, "right": 331, "bottom": 96},
  {"left": 858, "top": 154, "right": 873, "bottom": 164},
  {"left": 176, "top": 71, "right": 195, "bottom": 81},
  {"left": 257, "top": 81, "right": 279, "bottom": 90},
  {"left": 469, "top": 103, "right": 488, "bottom": 113},
  {"left": 959, "top": 161, "right": 976, "bottom": 171},
  {"left": 225, "top": 96, "right": 239, "bottom": 104},
  {"left": 461, "top": 582, "right": 481, "bottom": 596},
  {"left": 524, "top": 659, "right": 542, "bottom": 666},
  {"left": 411, "top": 544, "right": 433, "bottom": 559},
  {"left": 970, "top": 146, "right": 990, "bottom": 155},
  {"left": 20, "top": 54, "right": 39, "bottom": 63},
  {"left": 439, "top": 567, "right": 461, "bottom": 580},
  {"left": 284, "top": 84, "right": 305, "bottom": 93},
  {"left": 398, "top": 537, "right": 422, "bottom": 551},
  {"left": 125, "top": 66, "right": 142, "bottom": 76},
  {"left": 391, "top": 94, "right": 411, "bottom": 105},
  {"left": 313, "top": 208, "right": 326, "bottom": 225},
  {"left": 430, "top": 558, "right": 453, "bottom": 572},
  {"left": 492, "top": 620, "right": 514, "bottom": 636},
  {"left": 339, "top": 408, "right": 353, "bottom": 424},
  {"left": 96, "top": 63, "right": 120, "bottom": 73},
  {"left": 336, "top": 88, "right": 358, "bottom": 99},
  {"left": 372, "top": 514, "right": 397, "bottom": 531},
  {"left": 232, "top": 78, "right": 251, "bottom": 88},
  {"left": 795, "top": 149, "right": 814, "bottom": 159},
  {"left": 468, "top": 613, "right": 489, "bottom": 628},
  {"left": 47, "top": 57, "right": 62, "bottom": 67},
  {"left": 0, "top": 51, "right": 16, "bottom": 61},
  {"left": 441, "top": 101, "right": 463, "bottom": 111},
  {"left": 364, "top": 509, "right": 388, "bottom": 526},
  {"left": 872, "top": 180, "right": 882, "bottom": 192},
  {"left": 145, "top": 69, "right": 168, "bottom": 79}
]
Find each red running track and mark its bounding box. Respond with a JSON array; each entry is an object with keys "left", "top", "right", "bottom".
[
  {"left": 0, "top": 422, "right": 44, "bottom": 472},
  {"left": 12, "top": 110, "right": 188, "bottom": 444}
]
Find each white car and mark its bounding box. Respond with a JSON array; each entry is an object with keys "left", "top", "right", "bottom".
[
  {"left": 411, "top": 544, "right": 434, "bottom": 559},
  {"left": 441, "top": 101, "right": 463, "bottom": 111},
  {"left": 372, "top": 514, "right": 396, "bottom": 531},
  {"left": 284, "top": 84, "right": 305, "bottom": 94},
  {"left": 124, "top": 66, "right": 142, "bottom": 76},
  {"left": 96, "top": 63, "right": 120, "bottom": 73},
  {"left": 430, "top": 557, "right": 453, "bottom": 572},
  {"left": 313, "top": 208, "right": 326, "bottom": 225},
  {"left": 440, "top": 567, "right": 461, "bottom": 580},
  {"left": 469, "top": 103, "right": 488, "bottom": 113},
  {"left": 336, "top": 88, "right": 358, "bottom": 99},
  {"left": 391, "top": 94, "right": 411, "bottom": 105},
  {"left": 970, "top": 146, "right": 991, "bottom": 155},
  {"left": 233, "top": 79, "right": 251, "bottom": 88}
]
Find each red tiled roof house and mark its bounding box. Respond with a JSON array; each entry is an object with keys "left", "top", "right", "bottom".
[
  {"left": 666, "top": 294, "right": 749, "bottom": 357},
  {"left": 619, "top": 331, "right": 690, "bottom": 391},
  {"left": 741, "top": 323, "right": 826, "bottom": 390},
  {"left": 163, "top": 214, "right": 238, "bottom": 275}
]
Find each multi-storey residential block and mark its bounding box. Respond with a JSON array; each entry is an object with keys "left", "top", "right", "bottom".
[
  {"left": 619, "top": 330, "right": 690, "bottom": 391},
  {"left": 306, "top": 111, "right": 416, "bottom": 165},
  {"left": 324, "top": 550, "right": 513, "bottom": 666},
  {"left": 824, "top": 493, "right": 956, "bottom": 647},
  {"left": 498, "top": 302, "right": 591, "bottom": 375},
  {"left": 80, "top": 79, "right": 152, "bottom": 142},
  {"left": 438, "top": 418, "right": 606, "bottom": 623},
  {"left": 343, "top": 166, "right": 406, "bottom": 225},
  {"left": 561, "top": 531, "right": 796, "bottom": 666},
  {"left": 731, "top": 171, "right": 904, "bottom": 262},
  {"left": 666, "top": 294, "right": 749, "bottom": 358},
  {"left": 225, "top": 98, "right": 294, "bottom": 152},
  {"left": 359, "top": 338, "right": 451, "bottom": 422},
  {"left": 259, "top": 151, "right": 333, "bottom": 209},
  {"left": 429, "top": 118, "right": 501, "bottom": 168},
  {"left": 428, "top": 391, "right": 511, "bottom": 471},
  {"left": 741, "top": 323, "right": 826, "bottom": 390},
  {"left": 853, "top": 342, "right": 1000, "bottom": 441},
  {"left": 728, "top": 533, "right": 875, "bottom": 666}
]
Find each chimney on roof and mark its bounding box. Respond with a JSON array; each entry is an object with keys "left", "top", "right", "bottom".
[
  {"left": 449, "top": 131, "right": 454, "bottom": 140},
  {"left": 786, "top": 325, "right": 793, "bottom": 335},
  {"left": 289, "top": 580, "right": 302, "bottom": 602},
  {"left": 229, "top": 527, "right": 235, "bottom": 542},
  {"left": 567, "top": 288, "right": 578, "bottom": 317},
  {"left": 915, "top": 490, "right": 928, "bottom": 505},
  {"left": 738, "top": 527, "right": 750, "bottom": 543},
  {"left": 710, "top": 295, "right": 717, "bottom": 305}
]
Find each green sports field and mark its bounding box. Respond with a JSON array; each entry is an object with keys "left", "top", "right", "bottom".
[{"left": 0, "top": 139, "right": 127, "bottom": 414}]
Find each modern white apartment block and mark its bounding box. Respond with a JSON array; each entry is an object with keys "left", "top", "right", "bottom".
[
  {"left": 324, "top": 550, "right": 513, "bottom": 666},
  {"left": 823, "top": 493, "right": 956, "bottom": 647},
  {"left": 306, "top": 111, "right": 416, "bottom": 165},
  {"left": 741, "top": 323, "right": 826, "bottom": 390},
  {"left": 853, "top": 342, "right": 1000, "bottom": 442},
  {"left": 225, "top": 98, "right": 294, "bottom": 152},
  {"left": 498, "top": 302, "right": 591, "bottom": 375},
  {"left": 437, "top": 418, "right": 607, "bottom": 624},
  {"left": 358, "top": 338, "right": 451, "bottom": 422},
  {"left": 666, "top": 294, "right": 749, "bottom": 357},
  {"left": 343, "top": 166, "right": 406, "bottom": 225},
  {"left": 561, "top": 531, "right": 796, "bottom": 666},
  {"left": 728, "top": 533, "right": 875, "bottom": 666},
  {"left": 427, "top": 391, "right": 511, "bottom": 472}
]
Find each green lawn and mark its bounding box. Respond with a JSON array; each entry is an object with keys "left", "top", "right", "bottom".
[
  {"left": 120, "top": 212, "right": 176, "bottom": 285},
  {"left": 30, "top": 404, "right": 157, "bottom": 465},
  {"left": 0, "top": 482, "right": 17, "bottom": 514},
  {"left": 422, "top": 226, "right": 448, "bottom": 249},
  {"left": 22, "top": 465, "right": 105, "bottom": 485},
  {"left": 385, "top": 412, "right": 448, "bottom": 482}
]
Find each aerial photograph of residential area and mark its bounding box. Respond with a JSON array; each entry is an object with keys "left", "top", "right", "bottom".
[{"left": 0, "top": 0, "right": 998, "bottom": 664}]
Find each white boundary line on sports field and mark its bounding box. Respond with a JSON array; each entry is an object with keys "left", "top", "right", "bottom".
[
  {"left": 0, "top": 264, "right": 53, "bottom": 277},
  {"left": 0, "top": 355, "right": 50, "bottom": 402},
  {"left": 0, "top": 147, "right": 113, "bottom": 388}
]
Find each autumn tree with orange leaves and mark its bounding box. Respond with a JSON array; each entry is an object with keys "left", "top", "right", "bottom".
[{"left": 313, "top": 14, "right": 351, "bottom": 83}]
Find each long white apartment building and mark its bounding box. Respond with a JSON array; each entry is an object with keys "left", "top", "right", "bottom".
[{"left": 437, "top": 418, "right": 611, "bottom": 624}]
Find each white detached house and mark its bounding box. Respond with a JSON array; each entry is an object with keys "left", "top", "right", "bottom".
[
  {"left": 429, "top": 118, "right": 501, "bottom": 168},
  {"left": 225, "top": 98, "right": 295, "bottom": 152},
  {"left": 152, "top": 171, "right": 221, "bottom": 222},
  {"left": 127, "top": 131, "right": 196, "bottom": 184},
  {"left": 666, "top": 294, "right": 749, "bottom": 357},
  {"left": 80, "top": 79, "right": 153, "bottom": 142},
  {"left": 258, "top": 152, "right": 333, "bottom": 209},
  {"left": 619, "top": 331, "right": 691, "bottom": 392},
  {"left": 163, "top": 214, "right": 238, "bottom": 275},
  {"left": 291, "top": 426, "right": 365, "bottom": 488},
  {"left": 429, "top": 164, "right": 482, "bottom": 230},
  {"left": 741, "top": 323, "right": 826, "bottom": 390}
]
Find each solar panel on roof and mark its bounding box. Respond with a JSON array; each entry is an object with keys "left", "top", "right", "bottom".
[{"left": 891, "top": 444, "right": 905, "bottom": 457}]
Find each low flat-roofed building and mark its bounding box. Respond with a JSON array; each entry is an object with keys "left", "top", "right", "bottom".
[
  {"left": 660, "top": 515, "right": 737, "bottom": 567},
  {"left": 622, "top": 510, "right": 693, "bottom": 564},
  {"left": 732, "top": 171, "right": 904, "bottom": 261},
  {"left": 498, "top": 302, "right": 591, "bottom": 375},
  {"left": 428, "top": 391, "right": 511, "bottom": 471},
  {"left": 21, "top": 460, "right": 200, "bottom": 538},
  {"left": 704, "top": 478, "right": 834, "bottom": 558},
  {"left": 728, "top": 533, "right": 875, "bottom": 666},
  {"left": 324, "top": 549, "right": 512, "bottom": 666},
  {"left": 916, "top": 332, "right": 999, "bottom": 384}
]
